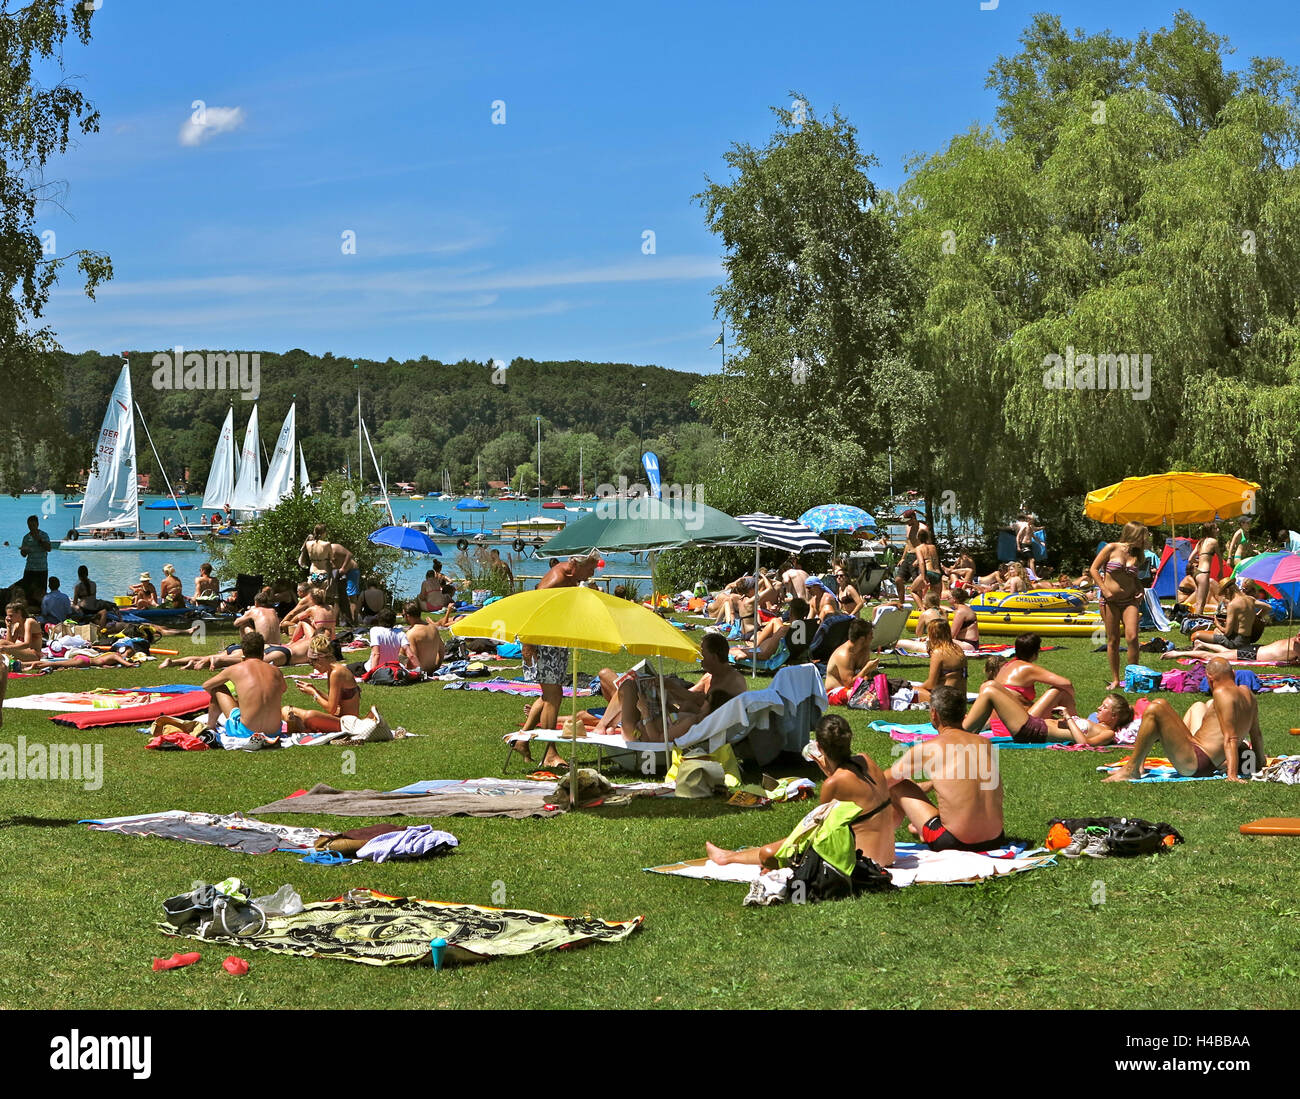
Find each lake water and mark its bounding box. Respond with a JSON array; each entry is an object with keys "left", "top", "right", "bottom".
[{"left": 0, "top": 494, "right": 653, "bottom": 602}]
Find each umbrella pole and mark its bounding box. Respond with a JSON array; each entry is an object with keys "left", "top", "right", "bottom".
[
  {"left": 569, "top": 649, "right": 579, "bottom": 810},
  {"left": 753, "top": 539, "right": 760, "bottom": 680},
  {"left": 659, "top": 661, "right": 673, "bottom": 779}
]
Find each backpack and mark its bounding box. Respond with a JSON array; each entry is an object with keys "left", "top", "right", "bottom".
[
  {"left": 360, "top": 661, "right": 421, "bottom": 686},
  {"left": 788, "top": 848, "right": 897, "bottom": 903}
]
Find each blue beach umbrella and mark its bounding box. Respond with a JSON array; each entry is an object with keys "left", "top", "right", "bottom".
[
  {"left": 798, "top": 504, "right": 875, "bottom": 535},
  {"left": 368, "top": 525, "right": 442, "bottom": 555}
]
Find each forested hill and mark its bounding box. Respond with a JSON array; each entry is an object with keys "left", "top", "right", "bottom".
[{"left": 45, "top": 351, "right": 716, "bottom": 495}]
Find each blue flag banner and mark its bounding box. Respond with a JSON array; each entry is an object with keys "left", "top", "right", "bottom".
[{"left": 642, "top": 452, "right": 662, "bottom": 499}]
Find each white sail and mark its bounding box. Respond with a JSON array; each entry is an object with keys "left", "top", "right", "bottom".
[
  {"left": 229, "top": 405, "right": 263, "bottom": 513},
  {"left": 201, "top": 407, "right": 237, "bottom": 510},
  {"left": 298, "top": 443, "right": 312, "bottom": 497},
  {"left": 259, "top": 403, "right": 297, "bottom": 509},
  {"left": 80, "top": 365, "right": 138, "bottom": 530}
]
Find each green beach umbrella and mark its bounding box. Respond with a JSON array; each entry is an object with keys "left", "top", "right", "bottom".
[{"left": 540, "top": 496, "right": 757, "bottom": 555}]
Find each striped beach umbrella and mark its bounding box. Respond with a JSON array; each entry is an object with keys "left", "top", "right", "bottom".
[{"left": 734, "top": 512, "right": 832, "bottom": 555}]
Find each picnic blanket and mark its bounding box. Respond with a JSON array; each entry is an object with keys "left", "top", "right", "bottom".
[
  {"left": 158, "top": 887, "right": 642, "bottom": 966},
  {"left": 85, "top": 810, "right": 324, "bottom": 854},
  {"left": 647, "top": 842, "right": 1054, "bottom": 888},
  {"left": 1096, "top": 755, "right": 1225, "bottom": 782},
  {"left": 251, "top": 780, "right": 565, "bottom": 819}
]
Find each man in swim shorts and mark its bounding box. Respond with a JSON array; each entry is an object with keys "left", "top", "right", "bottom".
[
  {"left": 887, "top": 685, "right": 1006, "bottom": 851},
  {"left": 1104, "top": 658, "right": 1264, "bottom": 782},
  {"left": 824, "top": 619, "right": 877, "bottom": 705},
  {"left": 201, "top": 632, "right": 287, "bottom": 744},
  {"left": 1161, "top": 630, "right": 1300, "bottom": 666},
  {"left": 331, "top": 541, "right": 361, "bottom": 627}
]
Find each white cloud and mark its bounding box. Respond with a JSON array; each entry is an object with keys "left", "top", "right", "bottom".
[{"left": 178, "top": 106, "right": 246, "bottom": 147}]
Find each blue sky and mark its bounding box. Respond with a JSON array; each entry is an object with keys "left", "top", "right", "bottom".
[{"left": 39, "top": 0, "right": 1292, "bottom": 374}]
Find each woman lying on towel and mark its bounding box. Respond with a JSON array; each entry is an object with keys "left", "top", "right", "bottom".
[
  {"left": 21, "top": 649, "right": 138, "bottom": 672},
  {"left": 705, "top": 714, "right": 897, "bottom": 871},
  {"left": 282, "top": 634, "right": 363, "bottom": 735}
]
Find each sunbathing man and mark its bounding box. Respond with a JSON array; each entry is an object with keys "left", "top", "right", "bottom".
[
  {"left": 804, "top": 576, "right": 841, "bottom": 622},
  {"left": 233, "top": 593, "right": 281, "bottom": 646},
  {"left": 705, "top": 714, "right": 897, "bottom": 871},
  {"left": 201, "top": 632, "right": 288, "bottom": 744},
  {"left": 782, "top": 556, "right": 810, "bottom": 601},
  {"left": 887, "top": 685, "right": 1006, "bottom": 850},
  {"left": 708, "top": 575, "right": 755, "bottom": 627},
  {"left": 964, "top": 680, "right": 1132, "bottom": 745},
  {"left": 1163, "top": 630, "right": 1300, "bottom": 665},
  {"left": 0, "top": 601, "right": 42, "bottom": 662},
  {"left": 1103, "top": 658, "right": 1264, "bottom": 782},
  {"left": 824, "top": 619, "right": 878, "bottom": 705},
  {"left": 1188, "top": 577, "right": 1256, "bottom": 650},
  {"left": 947, "top": 553, "right": 977, "bottom": 591},
  {"left": 401, "top": 601, "right": 444, "bottom": 673},
  {"left": 194, "top": 562, "right": 220, "bottom": 603},
  {"left": 282, "top": 633, "right": 363, "bottom": 735}
]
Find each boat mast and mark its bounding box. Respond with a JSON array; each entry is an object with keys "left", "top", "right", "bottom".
[
  {"left": 135, "top": 399, "right": 189, "bottom": 538},
  {"left": 536, "top": 416, "right": 541, "bottom": 512}
]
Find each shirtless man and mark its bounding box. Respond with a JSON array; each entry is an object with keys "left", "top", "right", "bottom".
[
  {"left": 0, "top": 601, "right": 42, "bottom": 662},
  {"left": 1190, "top": 522, "right": 1221, "bottom": 615},
  {"left": 193, "top": 562, "right": 220, "bottom": 602},
  {"left": 1104, "top": 658, "right": 1264, "bottom": 782},
  {"left": 729, "top": 598, "right": 806, "bottom": 664},
  {"left": 1014, "top": 513, "right": 1039, "bottom": 563},
  {"left": 401, "top": 601, "right": 445, "bottom": 673},
  {"left": 1189, "top": 578, "right": 1256, "bottom": 651},
  {"left": 895, "top": 510, "right": 926, "bottom": 593},
  {"left": 824, "top": 619, "right": 878, "bottom": 705},
  {"left": 705, "top": 714, "right": 897, "bottom": 871},
  {"left": 804, "top": 577, "right": 841, "bottom": 622},
  {"left": 782, "top": 556, "right": 810, "bottom": 602},
  {"left": 487, "top": 549, "right": 514, "bottom": 593},
  {"left": 1162, "top": 630, "right": 1300, "bottom": 666},
  {"left": 201, "top": 632, "right": 288, "bottom": 742},
  {"left": 233, "top": 593, "right": 281, "bottom": 645},
  {"left": 888, "top": 685, "right": 1006, "bottom": 850}
]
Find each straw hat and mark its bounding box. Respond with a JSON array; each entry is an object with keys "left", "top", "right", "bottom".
[{"left": 139, "top": 572, "right": 152, "bottom": 581}]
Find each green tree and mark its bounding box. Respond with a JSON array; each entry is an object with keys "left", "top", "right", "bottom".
[
  {"left": 0, "top": 2, "right": 112, "bottom": 492},
  {"left": 691, "top": 96, "right": 914, "bottom": 521},
  {"left": 899, "top": 10, "right": 1300, "bottom": 546},
  {"left": 207, "top": 475, "right": 401, "bottom": 589}
]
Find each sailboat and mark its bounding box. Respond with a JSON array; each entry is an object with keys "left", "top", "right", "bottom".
[
  {"left": 259, "top": 403, "right": 298, "bottom": 509},
  {"left": 57, "top": 363, "right": 201, "bottom": 551}
]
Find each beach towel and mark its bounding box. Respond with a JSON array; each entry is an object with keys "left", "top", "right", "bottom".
[
  {"left": 157, "top": 888, "right": 641, "bottom": 966},
  {"left": 1096, "top": 756, "right": 1225, "bottom": 782},
  {"left": 250, "top": 781, "right": 564, "bottom": 819},
  {"left": 442, "top": 676, "right": 596, "bottom": 697},
  {"left": 51, "top": 690, "right": 208, "bottom": 728},
  {"left": 647, "top": 842, "right": 1053, "bottom": 889}
]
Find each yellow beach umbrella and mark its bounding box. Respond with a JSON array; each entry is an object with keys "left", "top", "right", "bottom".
[
  {"left": 449, "top": 587, "right": 700, "bottom": 806},
  {"left": 1084, "top": 472, "right": 1260, "bottom": 526}
]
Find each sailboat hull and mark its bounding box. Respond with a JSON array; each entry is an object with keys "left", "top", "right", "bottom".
[{"left": 56, "top": 538, "right": 202, "bottom": 552}]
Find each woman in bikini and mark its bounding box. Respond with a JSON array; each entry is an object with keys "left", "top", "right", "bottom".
[
  {"left": 1190, "top": 522, "right": 1220, "bottom": 615},
  {"left": 909, "top": 529, "right": 943, "bottom": 604},
  {"left": 1089, "top": 522, "right": 1149, "bottom": 690},
  {"left": 1227, "top": 519, "right": 1252, "bottom": 571},
  {"left": 282, "top": 633, "right": 363, "bottom": 734},
  {"left": 912, "top": 619, "right": 968, "bottom": 703},
  {"left": 1003, "top": 563, "right": 1030, "bottom": 594},
  {"left": 831, "top": 567, "right": 862, "bottom": 618},
  {"left": 287, "top": 589, "right": 336, "bottom": 643},
  {"left": 159, "top": 564, "right": 185, "bottom": 608}
]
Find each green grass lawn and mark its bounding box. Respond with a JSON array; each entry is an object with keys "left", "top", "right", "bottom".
[{"left": 2, "top": 619, "right": 1299, "bottom": 1010}]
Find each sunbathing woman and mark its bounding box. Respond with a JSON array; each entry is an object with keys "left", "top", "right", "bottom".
[
  {"left": 1089, "top": 521, "right": 1149, "bottom": 689},
  {"left": 22, "top": 649, "right": 137, "bottom": 672},
  {"left": 130, "top": 573, "right": 159, "bottom": 609},
  {"left": 1003, "top": 562, "right": 1030, "bottom": 594},
  {"left": 910, "top": 619, "right": 967, "bottom": 703},
  {"left": 729, "top": 598, "right": 809, "bottom": 663},
  {"left": 285, "top": 589, "right": 335, "bottom": 643},
  {"left": 831, "top": 567, "right": 862, "bottom": 617},
  {"left": 159, "top": 563, "right": 185, "bottom": 608},
  {"left": 282, "top": 634, "right": 363, "bottom": 734},
  {"left": 0, "top": 602, "right": 42, "bottom": 662},
  {"left": 947, "top": 553, "right": 977, "bottom": 591}
]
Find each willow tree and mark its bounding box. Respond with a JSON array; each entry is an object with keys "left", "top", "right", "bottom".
[
  {"left": 692, "top": 98, "right": 916, "bottom": 520},
  {"left": 899, "top": 10, "right": 1300, "bottom": 538},
  {"left": 0, "top": 1, "right": 112, "bottom": 491}
]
